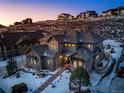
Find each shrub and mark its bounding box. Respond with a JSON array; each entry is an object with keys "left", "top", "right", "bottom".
[
  {"left": 16, "top": 72, "right": 20, "bottom": 78},
  {"left": 6, "top": 58, "right": 17, "bottom": 76},
  {"left": 70, "top": 67, "right": 90, "bottom": 92},
  {"left": 110, "top": 48, "right": 115, "bottom": 53},
  {"left": 107, "top": 44, "right": 111, "bottom": 49},
  {"left": 11, "top": 83, "right": 28, "bottom": 93},
  {"left": 70, "top": 67, "right": 90, "bottom": 86}
]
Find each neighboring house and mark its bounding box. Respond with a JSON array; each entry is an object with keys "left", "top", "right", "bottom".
[
  {"left": 57, "top": 13, "right": 74, "bottom": 21},
  {"left": 102, "top": 6, "right": 124, "bottom": 17},
  {"left": 102, "top": 9, "right": 116, "bottom": 17},
  {"left": 85, "top": 11, "right": 98, "bottom": 19},
  {"left": 47, "top": 30, "right": 105, "bottom": 72},
  {"left": 0, "top": 31, "right": 44, "bottom": 58},
  {"left": 76, "top": 12, "right": 85, "bottom": 20},
  {"left": 22, "top": 18, "right": 32, "bottom": 24},
  {"left": 76, "top": 11, "right": 98, "bottom": 20},
  {"left": 0, "top": 61, "right": 7, "bottom": 77},
  {"left": 115, "top": 6, "right": 124, "bottom": 16}
]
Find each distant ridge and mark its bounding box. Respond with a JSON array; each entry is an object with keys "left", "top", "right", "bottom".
[{"left": 0, "top": 24, "right": 7, "bottom": 28}]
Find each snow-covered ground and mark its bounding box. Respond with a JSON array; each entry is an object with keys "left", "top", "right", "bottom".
[
  {"left": 104, "top": 39, "right": 123, "bottom": 61},
  {"left": 0, "top": 70, "right": 56, "bottom": 93},
  {"left": 95, "top": 64, "right": 116, "bottom": 93},
  {"left": 0, "top": 61, "right": 7, "bottom": 68},
  {"left": 90, "top": 72, "right": 102, "bottom": 87},
  {"left": 103, "top": 39, "right": 121, "bottom": 47},
  {"left": 42, "top": 70, "right": 71, "bottom": 93},
  {"left": 90, "top": 39, "right": 123, "bottom": 93}
]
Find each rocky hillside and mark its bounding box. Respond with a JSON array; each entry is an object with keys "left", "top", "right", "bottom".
[
  {"left": 7, "top": 17, "right": 124, "bottom": 39},
  {"left": 0, "top": 24, "right": 8, "bottom": 33}
]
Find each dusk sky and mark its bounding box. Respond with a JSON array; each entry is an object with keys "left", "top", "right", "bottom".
[{"left": 0, "top": 0, "right": 124, "bottom": 26}]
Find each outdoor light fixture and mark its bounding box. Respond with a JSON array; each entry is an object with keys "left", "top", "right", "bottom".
[{"left": 59, "top": 56, "right": 63, "bottom": 58}]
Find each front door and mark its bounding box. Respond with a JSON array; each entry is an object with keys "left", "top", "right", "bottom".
[{"left": 60, "top": 56, "right": 70, "bottom": 68}]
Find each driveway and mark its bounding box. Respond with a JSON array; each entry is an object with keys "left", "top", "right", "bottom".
[{"left": 109, "top": 77, "right": 124, "bottom": 93}]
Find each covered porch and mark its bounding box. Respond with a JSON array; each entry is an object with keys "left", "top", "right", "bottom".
[
  {"left": 59, "top": 51, "right": 76, "bottom": 68},
  {"left": 43, "top": 50, "right": 60, "bottom": 71},
  {"left": 70, "top": 48, "right": 94, "bottom": 71},
  {"left": 26, "top": 56, "right": 41, "bottom": 69}
]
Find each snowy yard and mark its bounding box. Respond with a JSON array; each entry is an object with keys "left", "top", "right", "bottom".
[
  {"left": 103, "top": 39, "right": 123, "bottom": 61},
  {"left": 90, "top": 39, "right": 124, "bottom": 93},
  {"left": 0, "top": 70, "right": 54, "bottom": 93},
  {"left": 42, "top": 70, "right": 71, "bottom": 93}
]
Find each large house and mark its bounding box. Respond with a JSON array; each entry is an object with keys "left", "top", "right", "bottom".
[
  {"left": 48, "top": 31, "right": 104, "bottom": 72},
  {"left": 25, "top": 30, "right": 105, "bottom": 72},
  {"left": 101, "top": 6, "right": 124, "bottom": 17},
  {"left": 57, "top": 13, "right": 74, "bottom": 21},
  {"left": 77, "top": 11, "right": 98, "bottom": 20},
  {"left": 0, "top": 32, "right": 44, "bottom": 58}
]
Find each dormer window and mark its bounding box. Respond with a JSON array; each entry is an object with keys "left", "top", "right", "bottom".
[
  {"left": 50, "top": 43, "right": 57, "bottom": 50},
  {"left": 65, "top": 43, "right": 68, "bottom": 46},
  {"left": 72, "top": 44, "right": 75, "bottom": 47},
  {"left": 68, "top": 44, "right": 71, "bottom": 46}
]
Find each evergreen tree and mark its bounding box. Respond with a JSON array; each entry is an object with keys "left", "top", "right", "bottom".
[
  {"left": 70, "top": 67, "right": 90, "bottom": 93},
  {"left": 12, "top": 83, "right": 28, "bottom": 93},
  {"left": 6, "top": 58, "right": 17, "bottom": 76}
]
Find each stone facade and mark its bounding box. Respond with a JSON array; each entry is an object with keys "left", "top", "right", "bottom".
[{"left": 47, "top": 31, "right": 104, "bottom": 72}]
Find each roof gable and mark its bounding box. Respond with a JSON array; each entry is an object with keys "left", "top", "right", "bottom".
[
  {"left": 50, "top": 31, "right": 104, "bottom": 44},
  {"left": 0, "top": 31, "right": 44, "bottom": 46},
  {"left": 31, "top": 45, "right": 48, "bottom": 57}
]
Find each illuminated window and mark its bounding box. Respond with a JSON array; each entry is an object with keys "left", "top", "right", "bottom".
[
  {"left": 50, "top": 43, "right": 57, "bottom": 50},
  {"left": 31, "top": 59, "right": 33, "bottom": 64},
  {"left": 64, "top": 57, "right": 68, "bottom": 61},
  {"left": 65, "top": 43, "right": 68, "bottom": 46},
  {"left": 68, "top": 44, "right": 71, "bottom": 46},
  {"left": 72, "top": 44, "right": 75, "bottom": 46},
  {"left": 33, "top": 59, "right": 37, "bottom": 65},
  {"left": 59, "top": 56, "right": 63, "bottom": 58},
  {"left": 78, "top": 61, "right": 83, "bottom": 67},
  {"left": 88, "top": 44, "right": 91, "bottom": 48},
  {"left": 50, "top": 44, "right": 54, "bottom": 48},
  {"left": 96, "top": 55, "right": 99, "bottom": 60},
  {"left": 47, "top": 60, "right": 51, "bottom": 67},
  {"left": 73, "top": 61, "right": 77, "bottom": 68}
]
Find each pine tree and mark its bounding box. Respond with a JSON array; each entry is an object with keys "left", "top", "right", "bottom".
[
  {"left": 70, "top": 67, "right": 90, "bottom": 93},
  {"left": 6, "top": 58, "right": 17, "bottom": 76}
]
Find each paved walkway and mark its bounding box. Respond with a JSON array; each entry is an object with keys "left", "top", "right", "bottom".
[{"left": 33, "top": 68, "right": 66, "bottom": 93}]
